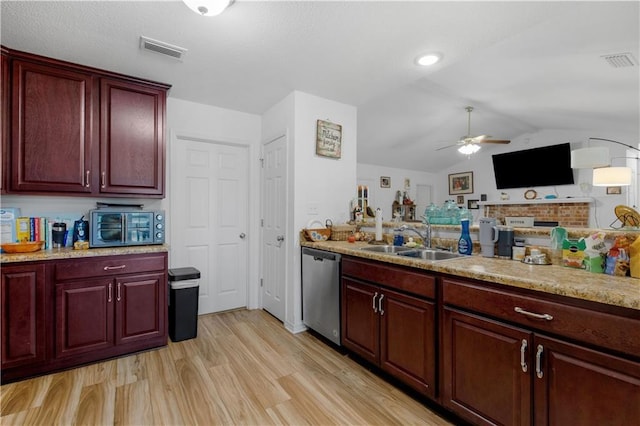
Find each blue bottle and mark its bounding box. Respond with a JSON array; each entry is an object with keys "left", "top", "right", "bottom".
[{"left": 458, "top": 218, "right": 473, "bottom": 255}]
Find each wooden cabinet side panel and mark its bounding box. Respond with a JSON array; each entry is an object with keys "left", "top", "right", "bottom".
[
  {"left": 341, "top": 277, "right": 379, "bottom": 364},
  {"left": 1, "top": 264, "right": 46, "bottom": 369},
  {"left": 116, "top": 272, "right": 166, "bottom": 345},
  {"left": 10, "top": 60, "right": 92, "bottom": 193},
  {"left": 442, "top": 307, "right": 532, "bottom": 426},
  {"left": 100, "top": 78, "right": 165, "bottom": 196},
  {"left": 380, "top": 288, "right": 436, "bottom": 398},
  {"left": 55, "top": 279, "right": 114, "bottom": 358},
  {"left": 534, "top": 334, "right": 640, "bottom": 426}
]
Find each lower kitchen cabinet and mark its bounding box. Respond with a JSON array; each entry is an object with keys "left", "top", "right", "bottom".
[
  {"left": 1, "top": 251, "right": 167, "bottom": 383},
  {"left": 1, "top": 262, "right": 47, "bottom": 370},
  {"left": 442, "top": 277, "right": 640, "bottom": 426},
  {"left": 342, "top": 257, "right": 437, "bottom": 398}
]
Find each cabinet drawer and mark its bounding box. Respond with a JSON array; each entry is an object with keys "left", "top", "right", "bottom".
[
  {"left": 442, "top": 278, "right": 640, "bottom": 358},
  {"left": 343, "top": 257, "right": 435, "bottom": 299},
  {"left": 54, "top": 254, "right": 166, "bottom": 281}
]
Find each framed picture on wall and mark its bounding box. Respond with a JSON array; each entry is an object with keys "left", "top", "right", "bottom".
[
  {"left": 449, "top": 171, "right": 473, "bottom": 195},
  {"left": 606, "top": 186, "right": 622, "bottom": 195},
  {"left": 456, "top": 195, "right": 464, "bottom": 205},
  {"left": 316, "top": 119, "right": 342, "bottom": 158},
  {"left": 468, "top": 199, "right": 479, "bottom": 209},
  {"left": 380, "top": 176, "right": 391, "bottom": 188}
]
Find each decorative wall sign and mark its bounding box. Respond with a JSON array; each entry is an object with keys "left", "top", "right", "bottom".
[
  {"left": 606, "top": 186, "right": 622, "bottom": 195},
  {"left": 316, "top": 119, "right": 342, "bottom": 158},
  {"left": 380, "top": 176, "right": 391, "bottom": 188},
  {"left": 449, "top": 171, "right": 474, "bottom": 195}
]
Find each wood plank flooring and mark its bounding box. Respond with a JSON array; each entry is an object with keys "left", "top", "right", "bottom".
[{"left": 1, "top": 309, "right": 454, "bottom": 425}]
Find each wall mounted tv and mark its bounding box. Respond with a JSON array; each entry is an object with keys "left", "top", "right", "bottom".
[{"left": 492, "top": 143, "right": 575, "bottom": 189}]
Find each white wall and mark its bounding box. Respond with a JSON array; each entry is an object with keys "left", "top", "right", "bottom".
[
  {"left": 165, "top": 97, "right": 262, "bottom": 308},
  {"left": 357, "top": 164, "right": 437, "bottom": 221}
]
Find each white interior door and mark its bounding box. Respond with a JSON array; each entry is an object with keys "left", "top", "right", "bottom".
[
  {"left": 416, "top": 184, "right": 432, "bottom": 220},
  {"left": 172, "top": 136, "right": 249, "bottom": 314},
  {"left": 261, "top": 135, "right": 287, "bottom": 321}
]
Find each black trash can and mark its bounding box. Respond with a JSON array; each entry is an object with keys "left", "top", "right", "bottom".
[{"left": 168, "top": 267, "right": 200, "bottom": 342}]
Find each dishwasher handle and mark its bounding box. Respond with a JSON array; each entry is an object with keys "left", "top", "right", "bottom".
[{"left": 302, "top": 247, "right": 341, "bottom": 262}]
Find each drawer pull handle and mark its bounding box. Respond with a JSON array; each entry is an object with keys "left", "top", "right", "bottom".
[
  {"left": 520, "top": 339, "right": 528, "bottom": 372},
  {"left": 372, "top": 292, "right": 378, "bottom": 313},
  {"left": 108, "top": 283, "right": 112, "bottom": 303},
  {"left": 514, "top": 307, "right": 553, "bottom": 321},
  {"left": 536, "top": 344, "right": 544, "bottom": 379},
  {"left": 378, "top": 293, "right": 384, "bottom": 316},
  {"left": 117, "top": 283, "right": 121, "bottom": 302},
  {"left": 104, "top": 265, "right": 126, "bottom": 271}
]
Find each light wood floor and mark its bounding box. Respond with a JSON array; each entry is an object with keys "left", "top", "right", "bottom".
[{"left": 1, "top": 309, "right": 454, "bottom": 425}]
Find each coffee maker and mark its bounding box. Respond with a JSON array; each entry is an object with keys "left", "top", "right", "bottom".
[{"left": 479, "top": 218, "right": 498, "bottom": 257}]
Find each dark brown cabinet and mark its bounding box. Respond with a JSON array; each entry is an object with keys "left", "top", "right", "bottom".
[
  {"left": 1, "top": 251, "right": 168, "bottom": 383},
  {"left": 2, "top": 47, "right": 169, "bottom": 198},
  {"left": 342, "top": 257, "right": 436, "bottom": 398},
  {"left": 442, "top": 277, "right": 640, "bottom": 426},
  {"left": 1, "top": 47, "right": 9, "bottom": 193},
  {"left": 1, "top": 262, "right": 47, "bottom": 370}
]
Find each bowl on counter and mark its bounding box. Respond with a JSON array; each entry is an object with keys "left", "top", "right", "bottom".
[{"left": 1, "top": 241, "right": 45, "bottom": 253}]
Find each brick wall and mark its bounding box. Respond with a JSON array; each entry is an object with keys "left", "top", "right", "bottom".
[{"left": 484, "top": 202, "right": 590, "bottom": 227}]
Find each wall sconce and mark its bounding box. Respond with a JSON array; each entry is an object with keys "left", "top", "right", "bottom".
[{"left": 182, "top": 0, "right": 233, "bottom": 16}]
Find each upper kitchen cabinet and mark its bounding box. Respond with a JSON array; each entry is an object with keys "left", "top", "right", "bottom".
[
  {"left": 1, "top": 47, "right": 10, "bottom": 193},
  {"left": 100, "top": 78, "right": 165, "bottom": 197},
  {"left": 3, "top": 47, "right": 170, "bottom": 198}
]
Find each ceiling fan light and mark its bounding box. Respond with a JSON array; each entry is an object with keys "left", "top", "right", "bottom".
[
  {"left": 458, "top": 144, "right": 481, "bottom": 155},
  {"left": 415, "top": 53, "right": 442, "bottom": 66},
  {"left": 182, "top": 0, "right": 232, "bottom": 16},
  {"left": 592, "top": 167, "right": 632, "bottom": 186}
]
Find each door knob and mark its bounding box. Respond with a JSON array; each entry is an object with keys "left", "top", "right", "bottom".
[
  {"left": 276, "top": 235, "right": 285, "bottom": 242},
  {"left": 239, "top": 233, "right": 246, "bottom": 239}
]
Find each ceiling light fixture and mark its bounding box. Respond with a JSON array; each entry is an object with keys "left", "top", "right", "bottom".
[
  {"left": 415, "top": 53, "right": 442, "bottom": 66},
  {"left": 182, "top": 0, "right": 233, "bottom": 16},
  {"left": 458, "top": 144, "right": 481, "bottom": 155}
]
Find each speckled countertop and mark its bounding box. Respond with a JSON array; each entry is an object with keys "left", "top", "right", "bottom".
[
  {"left": 0, "top": 244, "right": 169, "bottom": 263},
  {"left": 301, "top": 240, "right": 640, "bottom": 311}
]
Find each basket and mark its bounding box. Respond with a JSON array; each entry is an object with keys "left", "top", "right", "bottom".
[
  {"left": 304, "top": 228, "right": 331, "bottom": 242},
  {"left": 329, "top": 224, "right": 356, "bottom": 241},
  {"left": 1, "top": 241, "right": 44, "bottom": 253}
]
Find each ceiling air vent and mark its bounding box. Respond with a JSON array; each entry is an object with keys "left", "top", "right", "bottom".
[
  {"left": 139, "top": 36, "right": 187, "bottom": 60},
  {"left": 601, "top": 52, "right": 636, "bottom": 68}
]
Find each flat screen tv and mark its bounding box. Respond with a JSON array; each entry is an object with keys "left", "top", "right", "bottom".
[{"left": 492, "top": 143, "right": 575, "bottom": 189}]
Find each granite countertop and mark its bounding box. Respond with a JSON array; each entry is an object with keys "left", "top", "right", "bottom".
[
  {"left": 0, "top": 244, "right": 169, "bottom": 263},
  {"left": 302, "top": 240, "right": 640, "bottom": 311}
]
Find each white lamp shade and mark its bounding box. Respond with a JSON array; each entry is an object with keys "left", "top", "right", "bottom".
[
  {"left": 182, "top": 0, "right": 231, "bottom": 16},
  {"left": 570, "top": 147, "right": 610, "bottom": 168},
  {"left": 592, "top": 167, "right": 632, "bottom": 186},
  {"left": 458, "top": 144, "right": 481, "bottom": 155}
]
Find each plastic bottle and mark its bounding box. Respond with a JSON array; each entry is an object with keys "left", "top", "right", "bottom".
[{"left": 458, "top": 218, "right": 473, "bottom": 255}]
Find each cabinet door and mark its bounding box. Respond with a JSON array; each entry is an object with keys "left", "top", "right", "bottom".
[
  {"left": 100, "top": 78, "right": 165, "bottom": 197},
  {"left": 11, "top": 60, "right": 94, "bottom": 193},
  {"left": 115, "top": 272, "right": 166, "bottom": 345},
  {"left": 1, "top": 50, "right": 8, "bottom": 193},
  {"left": 443, "top": 307, "right": 532, "bottom": 426},
  {"left": 1, "top": 263, "right": 46, "bottom": 369},
  {"left": 56, "top": 279, "right": 114, "bottom": 358},
  {"left": 534, "top": 335, "right": 640, "bottom": 426},
  {"left": 341, "top": 278, "right": 379, "bottom": 365},
  {"left": 380, "top": 288, "right": 436, "bottom": 398}
]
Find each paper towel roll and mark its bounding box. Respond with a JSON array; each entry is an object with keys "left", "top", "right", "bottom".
[{"left": 375, "top": 208, "right": 383, "bottom": 241}]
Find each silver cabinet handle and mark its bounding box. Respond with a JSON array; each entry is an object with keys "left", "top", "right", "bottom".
[
  {"left": 514, "top": 307, "right": 553, "bottom": 321},
  {"left": 239, "top": 233, "right": 246, "bottom": 239},
  {"left": 116, "top": 282, "right": 121, "bottom": 302},
  {"left": 372, "top": 292, "right": 378, "bottom": 313},
  {"left": 104, "top": 265, "right": 126, "bottom": 271},
  {"left": 536, "top": 344, "right": 544, "bottom": 378},
  {"left": 85, "top": 170, "right": 90, "bottom": 188},
  {"left": 520, "top": 339, "right": 528, "bottom": 372},
  {"left": 108, "top": 283, "right": 112, "bottom": 303},
  {"left": 378, "top": 293, "right": 384, "bottom": 316}
]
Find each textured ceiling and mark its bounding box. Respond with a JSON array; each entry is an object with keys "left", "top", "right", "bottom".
[{"left": 2, "top": 1, "right": 639, "bottom": 172}]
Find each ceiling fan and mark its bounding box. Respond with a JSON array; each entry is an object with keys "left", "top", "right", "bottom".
[{"left": 437, "top": 106, "right": 510, "bottom": 154}]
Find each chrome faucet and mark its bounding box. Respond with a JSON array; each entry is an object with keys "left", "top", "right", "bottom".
[{"left": 395, "top": 222, "right": 431, "bottom": 249}]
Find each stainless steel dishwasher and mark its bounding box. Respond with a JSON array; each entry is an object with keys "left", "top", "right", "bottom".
[{"left": 301, "top": 247, "right": 341, "bottom": 346}]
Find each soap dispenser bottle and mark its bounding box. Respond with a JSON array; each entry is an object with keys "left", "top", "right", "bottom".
[{"left": 458, "top": 218, "right": 473, "bottom": 255}]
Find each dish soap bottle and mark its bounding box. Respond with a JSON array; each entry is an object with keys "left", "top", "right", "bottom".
[{"left": 458, "top": 218, "right": 473, "bottom": 255}]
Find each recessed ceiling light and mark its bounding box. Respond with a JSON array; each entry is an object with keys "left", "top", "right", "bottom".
[{"left": 415, "top": 53, "right": 442, "bottom": 66}]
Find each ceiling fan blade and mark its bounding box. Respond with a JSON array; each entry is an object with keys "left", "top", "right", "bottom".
[
  {"left": 479, "top": 139, "right": 510, "bottom": 144},
  {"left": 435, "top": 143, "right": 461, "bottom": 151},
  {"left": 470, "top": 134, "right": 490, "bottom": 142}
]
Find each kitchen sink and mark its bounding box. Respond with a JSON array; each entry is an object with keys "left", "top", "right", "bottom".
[
  {"left": 359, "top": 245, "right": 416, "bottom": 254},
  {"left": 397, "top": 249, "right": 465, "bottom": 261}
]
